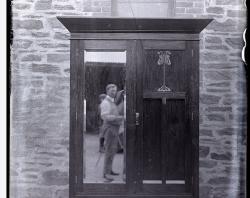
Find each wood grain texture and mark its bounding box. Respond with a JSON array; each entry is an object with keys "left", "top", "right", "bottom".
[
  {"left": 143, "top": 99, "right": 162, "bottom": 180},
  {"left": 58, "top": 17, "right": 213, "bottom": 33},
  {"left": 189, "top": 41, "right": 200, "bottom": 198},
  {"left": 70, "top": 40, "right": 84, "bottom": 196},
  {"left": 70, "top": 33, "right": 200, "bottom": 41},
  {"left": 137, "top": 40, "right": 193, "bottom": 195},
  {"left": 143, "top": 41, "right": 186, "bottom": 50},
  {"left": 125, "top": 40, "right": 137, "bottom": 194},
  {"left": 163, "top": 100, "right": 185, "bottom": 180}
]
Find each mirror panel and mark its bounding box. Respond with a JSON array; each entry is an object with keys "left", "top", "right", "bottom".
[{"left": 83, "top": 51, "right": 126, "bottom": 184}]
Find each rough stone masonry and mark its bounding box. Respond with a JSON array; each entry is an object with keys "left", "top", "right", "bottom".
[{"left": 10, "top": 0, "right": 247, "bottom": 197}]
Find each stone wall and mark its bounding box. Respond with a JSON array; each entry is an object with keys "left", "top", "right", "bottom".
[
  {"left": 197, "top": 1, "right": 246, "bottom": 197},
  {"left": 10, "top": 0, "right": 246, "bottom": 197}
]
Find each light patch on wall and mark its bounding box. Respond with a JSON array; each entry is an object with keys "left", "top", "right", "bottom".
[{"left": 112, "top": 0, "right": 175, "bottom": 17}]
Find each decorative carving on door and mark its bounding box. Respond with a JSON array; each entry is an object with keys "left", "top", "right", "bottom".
[{"left": 157, "top": 51, "right": 172, "bottom": 92}]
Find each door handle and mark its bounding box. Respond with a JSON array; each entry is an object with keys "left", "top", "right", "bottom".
[{"left": 136, "top": 112, "right": 140, "bottom": 125}]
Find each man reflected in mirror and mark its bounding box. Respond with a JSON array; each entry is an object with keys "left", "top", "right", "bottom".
[{"left": 100, "top": 84, "right": 124, "bottom": 182}]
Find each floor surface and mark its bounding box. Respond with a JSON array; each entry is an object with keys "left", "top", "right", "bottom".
[{"left": 83, "top": 133, "right": 125, "bottom": 183}]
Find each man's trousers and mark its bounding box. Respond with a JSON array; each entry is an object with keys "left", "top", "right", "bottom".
[{"left": 103, "top": 124, "right": 119, "bottom": 175}]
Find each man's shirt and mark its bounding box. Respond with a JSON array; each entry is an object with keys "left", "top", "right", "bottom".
[{"left": 100, "top": 95, "right": 121, "bottom": 125}]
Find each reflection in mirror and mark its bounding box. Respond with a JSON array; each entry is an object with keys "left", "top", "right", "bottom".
[{"left": 83, "top": 51, "right": 126, "bottom": 184}]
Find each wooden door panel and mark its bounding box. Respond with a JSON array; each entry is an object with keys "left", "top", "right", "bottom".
[
  {"left": 137, "top": 40, "right": 192, "bottom": 195},
  {"left": 142, "top": 99, "right": 162, "bottom": 180},
  {"left": 142, "top": 99, "right": 186, "bottom": 182},
  {"left": 163, "top": 100, "right": 185, "bottom": 180}
]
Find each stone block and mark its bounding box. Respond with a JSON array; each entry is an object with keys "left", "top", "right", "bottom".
[
  {"left": 186, "top": 7, "right": 204, "bottom": 14},
  {"left": 21, "top": 168, "right": 40, "bottom": 173},
  {"left": 210, "top": 152, "right": 232, "bottom": 161},
  {"left": 200, "top": 186, "right": 213, "bottom": 198},
  {"left": 35, "top": 0, "right": 52, "bottom": 10},
  {"left": 204, "top": 71, "right": 234, "bottom": 81},
  {"left": 200, "top": 94, "right": 221, "bottom": 105},
  {"left": 31, "top": 80, "right": 44, "bottom": 87},
  {"left": 26, "top": 187, "right": 55, "bottom": 198},
  {"left": 200, "top": 129, "right": 213, "bottom": 137},
  {"left": 205, "top": 45, "right": 229, "bottom": 50},
  {"left": 10, "top": 169, "right": 19, "bottom": 176},
  {"left": 209, "top": 87, "right": 229, "bottom": 94},
  {"left": 37, "top": 42, "right": 58, "bottom": 48},
  {"left": 200, "top": 63, "right": 237, "bottom": 70},
  {"left": 23, "top": 174, "right": 39, "bottom": 179},
  {"left": 194, "top": 2, "right": 204, "bottom": 8},
  {"left": 83, "top": 6, "right": 102, "bottom": 14},
  {"left": 176, "top": 2, "right": 193, "bottom": 7},
  {"left": 13, "top": 3, "right": 31, "bottom": 10},
  {"left": 206, "top": 19, "right": 237, "bottom": 32},
  {"left": 38, "top": 162, "right": 53, "bottom": 167},
  {"left": 31, "top": 32, "right": 50, "bottom": 38},
  {"left": 30, "top": 63, "right": 61, "bottom": 74},
  {"left": 102, "top": 6, "right": 111, "bottom": 12},
  {"left": 230, "top": 113, "right": 247, "bottom": 123},
  {"left": 222, "top": 96, "right": 246, "bottom": 105},
  {"left": 206, "top": 7, "right": 224, "bottom": 14},
  {"left": 214, "top": 188, "right": 240, "bottom": 198},
  {"left": 207, "top": 114, "right": 225, "bottom": 121},
  {"left": 54, "top": 5, "right": 75, "bottom": 10},
  {"left": 216, "top": 128, "right": 237, "bottom": 136},
  {"left": 12, "top": 39, "right": 33, "bottom": 49},
  {"left": 47, "top": 17, "right": 65, "bottom": 29},
  {"left": 64, "top": 68, "right": 70, "bottom": 73},
  {"left": 227, "top": 10, "right": 246, "bottom": 18},
  {"left": 216, "top": 0, "right": 239, "bottom": 5},
  {"left": 36, "top": 151, "right": 66, "bottom": 157},
  {"left": 225, "top": 37, "right": 243, "bottom": 49},
  {"left": 54, "top": 32, "right": 69, "bottom": 40},
  {"left": 205, "top": 36, "right": 222, "bottom": 44},
  {"left": 13, "top": 19, "right": 43, "bottom": 30},
  {"left": 207, "top": 82, "right": 230, "bottom": 87},
  {"left": 200, "top": 160, "right": 218, "bottom": 168},
  {"left": 208, "top": 176, "right": 232, "bottom": 185},
  {"left": 200, "top": 146, "right": 210, "bottom": 158},
  {"left": 47, "top": 53, "right": 70, "bottom": 63},
  {"left": 55, "top": 188, "right": 69, "bottom": 198},
  {"left": 47, "top": 76, "right": 69, "bottom": 83},
  {"left": 21, "top": 54, "right": 42, "bottom": 62},
  {"left": 42, "top": 169, "right": 68, "bottom": 186},
  {"left": 201, "top": 52, "right": 227, "bottom": 62},
  {"left": 206, "top": 107, "right": 232, "bottom": 112},
  {"left": 93, "top": 0, "right": 111, "bottom": 7},
  {"left": 175, "top": 7, "right": 185, "bottom": 13}
]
